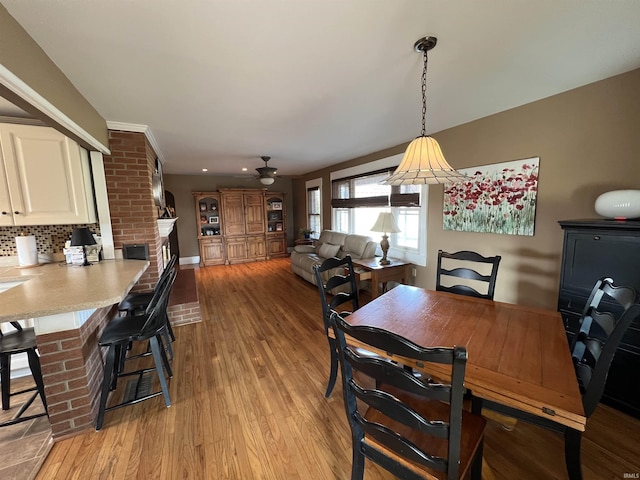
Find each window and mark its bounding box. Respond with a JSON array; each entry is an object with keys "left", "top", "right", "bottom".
[
  {"left": 330, "top": 155, "right": 428, "bottom": 266},
  {"left": 305, "top": 178, "right": 322, "bottom": 239}
]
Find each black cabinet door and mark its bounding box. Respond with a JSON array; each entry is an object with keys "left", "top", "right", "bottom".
[{"left": 558, "top": 219, "right": 640, "bottom": 419}]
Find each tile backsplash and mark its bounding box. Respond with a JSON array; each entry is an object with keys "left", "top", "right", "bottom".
[{"left": 0, "top": 224, "right": 101, "bottom": 256}]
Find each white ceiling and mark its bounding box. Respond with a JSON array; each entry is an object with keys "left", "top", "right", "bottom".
[{"left": 2, "top": 0, "right": 640, "bottom": 177}]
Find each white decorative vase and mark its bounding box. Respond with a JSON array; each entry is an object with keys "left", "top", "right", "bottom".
[{"left": 594, "top": 190, "right": 640, "bottom": 219}]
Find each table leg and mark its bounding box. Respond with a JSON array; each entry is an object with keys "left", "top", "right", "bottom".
[
  {"left": 370, "top": 272, "right": 380, "bottom": 298},
  {"left": 564, "top": 428, "right": 583, "bottom": 480}
]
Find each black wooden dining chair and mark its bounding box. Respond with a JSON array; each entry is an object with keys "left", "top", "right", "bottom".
[
  {"left": 96, "top": 267, "right": 177, "bottom": 430},
  {"left": 436, "top": 250, "right": 501, "bottom": 300},
  {"left": 330, "top": 311, "right": 486, "bottom": 480},
  {"left": 477, "top": 277, "right": 640, "bottom": 480},
  {"left": 0, "top": 321, "right": 48, "bottom": 427},
  {"left": 312, "top": 255, "right": 360, "bottom": 398}
]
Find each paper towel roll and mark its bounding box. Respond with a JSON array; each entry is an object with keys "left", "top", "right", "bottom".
[{"left": 16, "top": 234, "right": 38, "bottom": 267}]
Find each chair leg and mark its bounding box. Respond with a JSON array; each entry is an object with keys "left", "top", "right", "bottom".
[
  {"left": 470, "top": 438, "right": 484, "bottom": 480},
  {"left": 325, "top": 337, "right": 339, "bottom": 398},
  {"left": 166, "top": 316, "right": 176, "bottom": 342},
  {"left": 96, "top": 345, "right": 117, "bottom": 430},
  {"left": 162, "top": 327, "right": 174, "bottom": 361},
  {"left": 156, "top": 334, "right": 173, "bottom": 377},
  {"left": 564, "top": 428, "right": 583, "bottom": 480},
  {"left": 351, "top": 444, "right": 365, "bottom": 480},
  {"left": 149, "top": 336, "right": 171, "bottom": 407},
  {"left": 0, "top": 354, "right": 10, "bottom": 410},
  {"left": 26, "top": 349, "right": 48, "bottom": 413},
  {"left": 111, "top": 344, "right": 125, "bottom": 391}
]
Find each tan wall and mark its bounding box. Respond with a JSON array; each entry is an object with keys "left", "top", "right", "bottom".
[
  {"left": 163, "top": 174, "right": 294, "bottom": 259},
  {"left": 292, "top": 68, "right": 640, "bottom": 309},
  {"left": 0, "top": 5, "right": 108, "bottom": 148}
]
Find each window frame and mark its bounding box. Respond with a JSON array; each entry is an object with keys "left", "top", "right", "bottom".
[
  {"left": 329, "top": 154, "right": 428, "bottom": 266},
  {"left": 305, "top": 177, "right": 322, "bottom": 239}
]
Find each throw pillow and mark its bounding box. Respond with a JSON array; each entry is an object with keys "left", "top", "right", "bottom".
[{"left": 317, "top": 243, "right": 340, "bottom": 259}]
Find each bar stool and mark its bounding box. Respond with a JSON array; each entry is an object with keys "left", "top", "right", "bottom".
[
  {"left": 119, "top": 255, "right": 177, "bottom": 345},
  {"left": 96, "top": 268, "right": 176, "bottom": 430},
  {"left": 0, "top": 322, "right": 48, "bottom": 427}
]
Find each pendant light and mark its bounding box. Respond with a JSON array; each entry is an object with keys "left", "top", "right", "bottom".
[
  {"left": 256, "top": 156, "right": 277, "bottom": 185},
  {"left": 385, "top": 36, "right": 466, "bottom": 185}
]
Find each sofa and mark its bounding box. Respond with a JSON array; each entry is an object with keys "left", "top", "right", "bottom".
[{"left": 290, "top": 230, "right": 378, "bottom": 286}]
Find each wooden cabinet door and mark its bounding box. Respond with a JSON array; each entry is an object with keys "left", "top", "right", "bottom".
[
  {"left": 247, "top": 235, "right": 266, "bottom": 259},
  {"left": 226, "top": 237, "right": 247, "bottom": 263},
  {"left": 267, "top": 235, "right": 286, "bottom": 257},
  {"left": 244, "top": 193, "right": 265, "bottom": 234},
  {"left": 222, "top": 193, "right": 245, "bottom": 235},
  {"left": 0, "top": 149, "right": 13, "bottom": 225},
  {"left": 0, "top": 124, "right": 95, "bottom": 225},
  {"left": 200, "top": 238, "right": 225, "bottom": 266}
]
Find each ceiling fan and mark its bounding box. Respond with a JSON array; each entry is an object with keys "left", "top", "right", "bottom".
[{"left": 255, "top": 156, "right": 277, "bottom": 185}]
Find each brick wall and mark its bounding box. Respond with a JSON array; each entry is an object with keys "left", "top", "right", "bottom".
[
  {"left": 103, "top": 130, "right": 163, "bottom": 292},
  {"left": 168, "top": 302, "right": 201, "bottom": 327},
  {"left": 36, "top": 305, "right": 116, "bottom": 438}
]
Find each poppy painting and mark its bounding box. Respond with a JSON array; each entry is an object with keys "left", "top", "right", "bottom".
[{"left": 443, "top": 157, "right": 539, "bottom": 236}]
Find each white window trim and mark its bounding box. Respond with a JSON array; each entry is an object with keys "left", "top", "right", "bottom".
[
  {"left": 330, "top": 154, "right": 428, "bottom": 267},
  {"left": 305, "top": 177, "right": 322, "bottom": 236}
]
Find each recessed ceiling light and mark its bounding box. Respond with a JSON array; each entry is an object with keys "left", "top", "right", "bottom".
[
  {"left": 242, "top": 167, "right": 247, "bottom": 172},
  {"left": 202, "top": 168, "right": 208, "bottom": 172}
]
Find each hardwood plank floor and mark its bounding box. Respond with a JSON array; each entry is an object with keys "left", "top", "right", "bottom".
[{"left": 36, "top": 258, "right": 640, "bottom": 479}]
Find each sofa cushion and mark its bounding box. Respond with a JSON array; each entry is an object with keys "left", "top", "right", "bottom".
[
  {"left": 343, "top": 234, "right": 377, "bottom": 259},
  {"left": 317, "top": 243, "right": 340, "bottom": 259},
  {"left": 317, "top": 230, "right": 348, "bottom": 247}
]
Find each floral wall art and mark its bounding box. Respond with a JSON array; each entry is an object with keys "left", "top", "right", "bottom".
[{"left": 443, "top": 157, "right": 539, "bottom": 236}]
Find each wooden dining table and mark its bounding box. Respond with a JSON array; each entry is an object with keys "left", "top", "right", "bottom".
[{"left": 342, "top": 285, "right": 587, "bottom": 433}]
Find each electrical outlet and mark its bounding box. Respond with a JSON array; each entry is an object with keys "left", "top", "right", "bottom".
[{"left": 412, "top": 267, "right": 417, "bottom": 277}]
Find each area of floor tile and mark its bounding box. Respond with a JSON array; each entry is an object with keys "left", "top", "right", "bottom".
[{"left": 0, "top": 378, "right": 52, "bottom": 480}]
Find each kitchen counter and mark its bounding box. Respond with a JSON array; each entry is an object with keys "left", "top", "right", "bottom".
[
  {"left": 0, "top": 259, "right": 149, "bottom": 324},
  {"left": 0, "top": 258, "right": 150, "bottom": 438}
]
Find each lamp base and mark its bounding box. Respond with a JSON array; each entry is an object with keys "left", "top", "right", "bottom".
[
  {"left": 379, "top": 234, "right": 392, "bottom": 265},
  {"left": 81, "top": 246, "right": 92, "bottom": 266}
]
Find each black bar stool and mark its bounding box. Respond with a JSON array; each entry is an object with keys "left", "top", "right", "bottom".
[
  {"left": 96, "top": 268, "right": 176, "bottom": 430},
  {"left": 0, "top": 321, "right": 48, "bottom": 427}
]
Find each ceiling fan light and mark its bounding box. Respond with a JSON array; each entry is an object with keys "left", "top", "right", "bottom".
[
  {"left": 259, "top": 176, "right": 275, "bottom": 185},
  {"left": 255, "top": 155, "right": 277, "bottom": 183}
]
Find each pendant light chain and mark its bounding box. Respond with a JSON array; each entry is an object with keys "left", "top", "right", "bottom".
[
  {"left": 384, "top": 35, "right": 467, "bottom": 185},
  {"left": 421, "top": 48, "right": 428, "bottom": 137}
]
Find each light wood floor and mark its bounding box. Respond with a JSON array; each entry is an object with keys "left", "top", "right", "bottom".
[{"left": 36, "top": 258, "right": 640, "bottom": 479}]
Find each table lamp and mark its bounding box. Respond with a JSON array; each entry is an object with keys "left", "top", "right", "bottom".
[
  {"left": 70, "top": 227, "right": 97, "bottom": 266},
  {"left": 370, "top": 212, "right": 401, "bottom": 265}
]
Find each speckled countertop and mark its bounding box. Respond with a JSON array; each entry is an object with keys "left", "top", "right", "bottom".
[{"left": 0, "top": 259, "right": 149, "bottom": 322}]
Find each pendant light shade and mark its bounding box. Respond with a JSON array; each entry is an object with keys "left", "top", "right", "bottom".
[
  {"left": 384, "top": 36, "right": 466, "bottom": 186},
  {"left": 385, "top": 136, "right": 467, "bottom": 185}
]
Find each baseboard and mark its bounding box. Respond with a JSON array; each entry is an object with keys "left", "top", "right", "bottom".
[{"left": 179, "top": 256, "right": 200, "bottom": 265}]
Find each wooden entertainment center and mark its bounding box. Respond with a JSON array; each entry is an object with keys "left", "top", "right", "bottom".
[{"left": 193, "top": 189, "right": 287, "bottom": 266}]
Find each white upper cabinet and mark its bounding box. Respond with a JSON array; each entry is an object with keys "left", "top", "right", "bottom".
[{"left": 0, "top": 123, "right": 96, "bottom": 226}]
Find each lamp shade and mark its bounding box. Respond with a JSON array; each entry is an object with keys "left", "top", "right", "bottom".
[
  {"left": 70, "top": 227, "right": 97, "bottom": 246},
  {"left": 384, "top": 136, "right": 467, "bottom": 185},
  {"left": 371, "top": 212, "right": 401, "bottom": 234}
]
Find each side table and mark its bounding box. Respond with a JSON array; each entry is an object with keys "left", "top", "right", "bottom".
[{"left": 352, "top": 257, "right": 412, "bottom": 299}]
